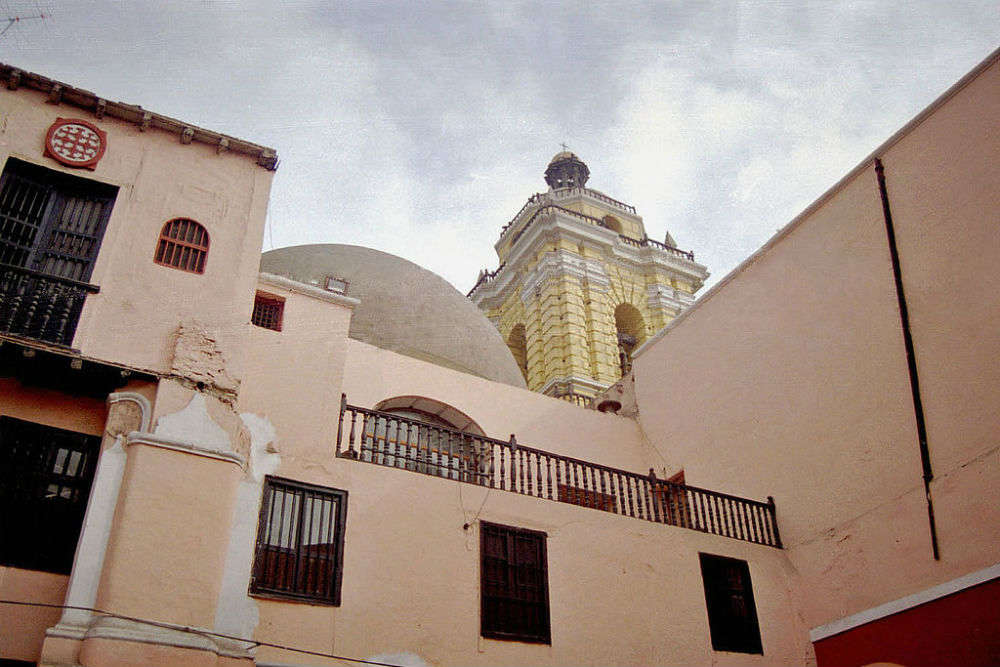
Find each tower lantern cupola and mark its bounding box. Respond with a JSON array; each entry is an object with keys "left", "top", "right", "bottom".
[{"left": 544, "top": 150, "right": 590, "bottom": 189}]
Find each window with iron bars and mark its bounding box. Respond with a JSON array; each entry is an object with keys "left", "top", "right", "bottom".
[
  {"left": 0, "top": 158, "right": 117, "bottom": 282},
  {"left": 481, "top": 522, "right": 550, "bottom": 644},
  {"left": 154, "top": 218, "right": 209, "bottom": 274},
  {"left": 251, "top": 291, "right": 284, "bottom": 331},
  {"left": 0, "top": 415, "right": 101, "bottom": 574},
  {"left": 250, "top": 477, "right": 347, "bottom": 606}
]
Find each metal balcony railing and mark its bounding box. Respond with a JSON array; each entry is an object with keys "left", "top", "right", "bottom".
[
  {"left": 336, "top": 397, "right": 781, "bottom": 548},
  {"left": 0, "top": 263, "right": 98, "bottom": 347}
]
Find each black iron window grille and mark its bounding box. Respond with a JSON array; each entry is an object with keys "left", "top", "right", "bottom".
[
  {"left": 0, "top": 158, "right": 116, "bottom": 346},
  {"left": 699, "top": 553, "right": 763, "bottom": 654},
  {"left": 251, "top": 292, "right": 284, "bottom": 331},
  {"left": 480, "top": 522, "right": 550, "bottom": 644},
  {"left": 0, "top": 415, "right": 101, "bottom": 574},
  {"left": 250, "top": 477, "right": 347, "bottom": 606}
]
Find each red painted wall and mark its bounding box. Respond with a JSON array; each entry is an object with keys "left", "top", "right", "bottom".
[{"left": 814, "top": 577, "right": 1000, "bottom": 667}]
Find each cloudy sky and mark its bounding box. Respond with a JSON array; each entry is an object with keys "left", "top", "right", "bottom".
[{"left": 1, "top": 1, "right": 996, "bottom": 293}]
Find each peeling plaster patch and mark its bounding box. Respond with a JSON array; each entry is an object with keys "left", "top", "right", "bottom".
[
  {"left": 367, "top": 653, "right": 431, "bottom": 667},
  {"left": 241, "top": 412, "right": 280, "bottom": 482},
  {"left": 212, "top": 413, "right": 281, "bottom": 648},
  {"left": 171, "top": 321, "right": 239, "bottom": 395},
  {"left": 154, "top": 393, "right": 232, "bottom": 454}
]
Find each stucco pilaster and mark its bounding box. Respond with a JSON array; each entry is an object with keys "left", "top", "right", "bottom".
[{"left": 41, "top": 392, "right": 148, "bottom": 661}]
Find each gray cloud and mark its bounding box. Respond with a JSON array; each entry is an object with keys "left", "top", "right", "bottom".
[{"left": 1, "top": 0, "right": 996, "bottom": 293}]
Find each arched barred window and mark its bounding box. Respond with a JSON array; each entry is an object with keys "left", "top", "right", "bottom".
[{"left": 154, "top": 218, "right": 209, "bottom": 273}]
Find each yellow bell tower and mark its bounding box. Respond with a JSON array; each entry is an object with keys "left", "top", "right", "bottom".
[{"left": 469, "top": 151, "right": 709, "bottom": 404}]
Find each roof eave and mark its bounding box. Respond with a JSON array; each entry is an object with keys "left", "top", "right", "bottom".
[{"left": 0, "top": 63, "right": 278, "bottom": 171}]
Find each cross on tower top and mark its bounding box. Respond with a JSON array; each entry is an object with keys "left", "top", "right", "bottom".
[{"left": 560, "top": 142, "right": 569, "bottom": 152}]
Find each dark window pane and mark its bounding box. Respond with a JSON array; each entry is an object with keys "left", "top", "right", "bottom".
[
  {"left": 0, "top": 416, "right": 100, "bottom": 574},
  {"left": 480, "top": 522, "right": 550, "bottom": 644},
  {"left": 699, "top": 553, "right": 763, "bottom": 654},
  {"left": 251, "top": 292, "right": 284, "bottom": 331}
]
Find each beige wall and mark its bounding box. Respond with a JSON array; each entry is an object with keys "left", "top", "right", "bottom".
[
  {"left": 0, "top": 567, "right": 68, "bottom": 662},
  {"left": 253, "top": 455, "right": 811, "bottom": 667},
  {"left": 632, "top": 53, "right": 1000, "bottom": 628},
  {"left": 238, "top": 281, "right": 355, "bottom": 456},
  {"left": 95, "top": 444, "right": 242, "bottom": 626},
  {"left": 341, "top": 338, "right": 656, "bottom": 473},
  {"left": 0, "top": 85, "right": 273, "bottom": 378},
  {"left": 0, "top": 378, "right": 108, "bottom": 436},
  {"left": 237, "top": 288, "right": 806, "bottom": 665}
]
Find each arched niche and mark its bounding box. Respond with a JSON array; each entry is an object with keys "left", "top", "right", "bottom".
[
  {"left": 614, "top": 303, "right": 646, "bottom": 375},
  {"left": 506, "top": 324, "right": 528, "bottom": 382},
  {"left": 365, "top": 395, "right": 490, "bottom": 483},
  {"left": 602, "top": 215, "right": 624, "bottom": 234},
  {"left": 373, "top": 395, "right": 486, "bottom": 436}
]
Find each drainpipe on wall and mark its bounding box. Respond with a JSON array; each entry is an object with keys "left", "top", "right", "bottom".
[{"left": 874, "top": 157, "right": 940, "bottom": 561}]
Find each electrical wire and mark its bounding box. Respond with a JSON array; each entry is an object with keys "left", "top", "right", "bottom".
[{"left": 0, "top": 599, "right": 403, "bottom": 667}]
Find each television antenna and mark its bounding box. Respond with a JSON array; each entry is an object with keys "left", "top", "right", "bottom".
[{"left": 1, "top": 10, "right": 46, "bottom": 38}]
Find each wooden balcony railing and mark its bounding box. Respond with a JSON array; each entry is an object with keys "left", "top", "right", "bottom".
[
  {"left": 336, "top": 397, "right": 781, "bottom": 548},
  {"left": 0, "top": 263, "right": 98, "bottom": 347}
]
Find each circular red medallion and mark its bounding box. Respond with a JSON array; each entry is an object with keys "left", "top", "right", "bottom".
[{"left": 44, "top": 118, "right": 107, "bottom": 170}]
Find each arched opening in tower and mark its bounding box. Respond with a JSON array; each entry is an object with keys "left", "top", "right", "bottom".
[
  {"left": 602, "top": 215, "right": 623, "bottom": 234},
  {"left": 614, "top": 303, "right": 645, "bottom": 376},
  {"left": 507, "top": 323, "right": 529, "bottom": 382}
]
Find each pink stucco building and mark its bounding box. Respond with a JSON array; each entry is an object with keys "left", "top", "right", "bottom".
[{"left": 0, "top": 47, "right": 997, "bottom": 667}]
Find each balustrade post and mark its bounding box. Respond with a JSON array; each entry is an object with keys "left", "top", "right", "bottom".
[
  {"left": 335, "top": 394, "right": 347, "bottom": 455},
  {"left": 509, "top": 434, "right": 518, "bottom": 493},
  {"left": 498, "top": 441, "right": 506, "bottom": 490},
  {"left": 545, "top": 455, "right": 553, "bottom": 499},
  {"left": 346, "top": 409, "right": 357, "bottom": 459},
  {"left": 767, "top": 496, "right": 782, "bottom": 548},
  {"left": 647, "top": 469, "right": 660, "bottom": 523}
]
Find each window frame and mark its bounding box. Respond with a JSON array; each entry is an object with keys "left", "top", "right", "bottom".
[
  {"left": 0, "top": 157, "right": 117, "bottom": 282},
  {"left": 480, "top": 521, "right": 551, "bottom": 644},
  {"left": 699, "top": 553, "right": 763, "bottom": 654},
  {"left": 324, "top": 275, "right": 349, "bottom": 295},
  {"left": 250, "top": 476, "right": 348, "bottom": 606},
  {"left": 153, "top": 217, "right": 210, "bottom": 274},
  {"left": 0, "top": 415, "right": 101, "bottom": 574},
  {"left": 251, "top": 291, "right": 285, "bottom": 331}
]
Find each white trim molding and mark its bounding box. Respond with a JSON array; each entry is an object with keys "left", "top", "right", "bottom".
[
  {"left": 259, "top": 271, "right": 360, "bottom": 308},
  {"left": 81, "top": 616, "right": 254, "bottom": 660},
  {"left": 126, "top": 431, "right": 245, "bottom": 466},
  {"left": 810, "top": 562, "right": 1000, "bottom": 642}
]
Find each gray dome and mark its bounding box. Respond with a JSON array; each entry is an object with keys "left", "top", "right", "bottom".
[{"left": 260, "top": 244, "right": 527, "bottom": 388}]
